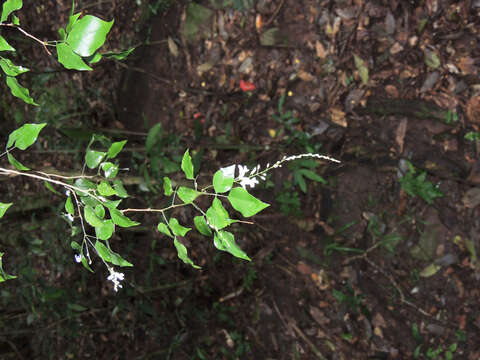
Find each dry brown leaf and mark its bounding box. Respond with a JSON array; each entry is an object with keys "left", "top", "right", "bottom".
[
  {"left": 457, "top": 57, "right": 477, "bottom": 75},
  {"left": 462, "top": 188, "right": 480, "bottom": 208},
  {"left": 297, "top": 69, "right": 315, "bottom": 82},
  {"left": 372, "top": 312, "right": 387, "bottom": 328},
  {"left": 395, "top": 118, "right": 408, "bottom": 154},
  {"left": 309, "top": 306, "right": 330, "bottom": 325},
  {"left": 315, "top": 40, "right": 327, "bottom": 59},
  {"left": 329, "top": 107, "right": 347, "bottom": 127},
  {"left": 466, "top": 96, "right": 480, "bottom": 124},
  {"left": 167, "top": 36, "right": 179, "bottom": 57},
  {"left": 385, "top": 84, "right": 399, "bottom": 97},
  {"left": 296, "top": 262, "right": 313, "bottom": 275},
  {"left": 255, "top": 14, "right": 262, "bottom": 31},
  {"left": 390, "top": 42, "right": 404, "bottom": 54}
]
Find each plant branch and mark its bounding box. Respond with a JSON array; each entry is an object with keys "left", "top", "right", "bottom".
[{"left": 0, "top": 23, "right": 52, "bottom": 55}]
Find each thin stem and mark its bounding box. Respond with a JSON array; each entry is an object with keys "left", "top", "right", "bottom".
[
  {"left": 121, "top": 203, "right": 188, "bottom": 214},
  {"left": 0, "top": 23, "right": 52, "bottom": 55},
  {"left": 0, "top": 167, "right": 103, "bottom": 203}
]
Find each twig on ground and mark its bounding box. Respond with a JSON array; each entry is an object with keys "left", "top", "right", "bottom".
[{"left": 264, "top": 0, "right": 286, "bottom": 27}]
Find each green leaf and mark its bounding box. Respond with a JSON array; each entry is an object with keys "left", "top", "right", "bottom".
[
  {"left": 103, "top": 47, "right": 136, "bottom": 60},
  {"left": 58, "top": 27, "right": 66, "bottom": 40},
  {"left": 145, "top": 123, "right": 162, "bottom": 153},
  {"left": 66, "top": 12, "right": 81, "bottom": 33},
  {"left": 84, "top": 205, "right": 104, "bottom": 227},
  {"left": 213, "top": 230, "right": 251, "bottom": 261},
  {"left": 181, "top": 149, "right": 194, "bottom": 180},
  {"left": 95, "top": 219, "right": 114, "bottom": 240},
  {"left": 44, "top": 181, "right": 61, "bottom": 195},
  {"left": 79, "top": 195, "right": 100, "bottom": 208},
  {"left": 74, "top": 178, "right": 96, "bottom": 192},
  {"left": 194, "top": 215, "right": 212, "bottom": 236},
  {"left": 0, "top": 35, "right": 15, "bottom": 51},
  {"left": 97, "top": 181, "right": 116, "bottom": 196},
  {"left": 206, "top": 197, "right": 235, "bottom": 230},
  {"left": 213, "top": 169, "right": 234, "bottom": 193},
  {"left": 94, "top": 204, "right": 105, "bottom": 218},
  {"left": 0, "top": 202, "right": 13, "bottom": 219},
  {"left": 5, "top": 76, "right": 37, "bottom": 105},
  {"left": 157, "top": 222, "right": 173, "bottom": 238},
  {"left": 101, "top": 162, "right": 119, "bottom": 178},
  {"left": 177, "top": 186, "right": 200, "bottom": 204},
  {"left": 228, "top": 187, "right": 269, "bottom": 217},
  {"left": 66, "top": 15, "right": 114, "bottom": 57},
  {"left": 168, "top": 217, "right": 191, "bottom": 237},
  {"left": 103, "top": 199, "right": 122, "bottom": 209},
  {"left": 109, "top": 208, "right": 139, "bottom": 227},
  {"left": 7, "top": 152, "right": 29, "bottom": 170},
  {"left": 174, "top": 237, "right": 200, "bottom": 269},
  {"left": 70, "top": 241, "right": 81, "bottom": 251},
  {"left": 299, "top": 169, "right": 327, "bottom": 184},
  {"left": 113, "top": 179, "right": 128, "bottom": 198},
  {"left": 7, "top": 123, "right": 46, "bottom": 150},
  {"left": 0, "top": 58, "right": 28, "bottom": 76},
  {"left": 85, "top": 149, "right": 106, "bottom": 169},
  {"left": 0, "top": 253, "right": 16, "bottom": 283},
  {"left": 163, "top": 176, "right": 173, "bottom": 196},
  {"left": 56, "top": 42, "right": 92, "bottom": 71},
  {"left": 94, "top": 241, "right": 133, "bottom": 267},
  {"left": 80, "top": 255, "right": 94, "bottom": 272},
  {"left": 86, "top": 52, "right": 102, "bottom": 64},
  {"left": 11, "top": 14, "right": 18, "bottom": 25},
  {"left": 106, "top": 140, "right": 126, "bottom": 159},
  {"left": 294, "top": 171, "right": 307, "bottom": 193},
  {"left": 353, "top": 54, "right": 369, "bottom": 84},
  {"left": 1, "top": 0, "right": 22, "bottom": 23},
  {"left": 419, "top": 262, "right": 441, "bottom": 278},
  {"left": 424, "top": 49, "right": 441, "bottom": 69},
  {"left": 65, "top": 196, "right": 74, "bottom": 215}
]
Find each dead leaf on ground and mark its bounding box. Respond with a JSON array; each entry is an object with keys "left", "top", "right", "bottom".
[
  {"left": 372, "top": 312, "right": 387, "bottom": 328},
  {"left": 395, "top": 118, "right": 408, "bottom": 153},
  {"left": 315, "top": 40, "right": 327, "bottom": 59},
  {"left": 457, "top": 57, "right": 477, "bottom": 75},
  {"left": 385, "top": 84, "right": 399, "bottom": 97},
  {"left": 467, "top": 160, "right": 480, "bottom": 184},
  {"left": 466, "top": 96, "right": 480, "bottom": 125},
  {"left": 329, "top": 107, "right": 347, "bottom": 127},
  {"left": 297, "top": 69, "right": 315, "bottom": 82},
  {"left": 462, "top": 188, "right": 480, "bottom": 208},
  {"left": 167, "top": 36, "right": 179, "bottom": 57},
  {"left": 296, "top": 262, "right": 313, "bottom": 275},
  {"left": 309, "top": 306, "right": 330, "bottom": 325}
]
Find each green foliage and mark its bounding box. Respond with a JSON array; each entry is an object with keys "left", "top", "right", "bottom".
[
  {"left": 0, "top": 252, "right": 16, "bottom": 282},
  {"left": 465, "top": 131, "right": 480, "bottom": 141},
  {"left": 287, "top": 158, "right": 326, "bottom": 193},
  {"left": 333, "top": 284, "right": 369, "bottom": 317},
  {"left": 399, "top": 161, "right": 443, "bottom": 204},
  {"left": 276, "top": 188, "right": 301, "bottom": 217},
  {"left": 1, "top": 2, "right": 120, "bottom": 106},
  {"left": 412, "top": 322, "right": 460, "bottom": 360},
  {"left": 0, "top": 4, "right": 339, "bottom": 293}
]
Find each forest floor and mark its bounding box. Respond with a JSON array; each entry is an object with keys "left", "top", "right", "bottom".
[{"left": 2, "top": 0, "right": 480, "bottom": 359}]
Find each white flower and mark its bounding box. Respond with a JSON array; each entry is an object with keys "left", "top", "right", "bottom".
[
  {"left": 237, "top": 165, "right": 249, "bottom": 179},
  {"left": 239, "top": 177, "right": 259, "bottom": 189},
  {"left": 66, "top": 213, "right": 74, "bottom": 222},
  {"left": 220, "top": 164, "right": 236, "bottom": 179},
  {"left": 74, "top": 254, "right": 82, "bottom": 263},
  {"left": 65, "top": 190, "right": 71, "bottom": 196},
  {"left": 107, "top": 267, "right": 125, "bottom": 292}
]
